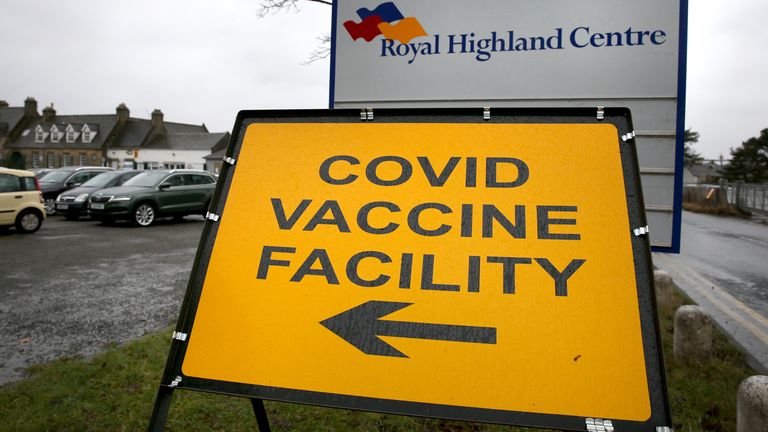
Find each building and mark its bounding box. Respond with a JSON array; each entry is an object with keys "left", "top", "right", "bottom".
[
  {"left": 202, "top": 133, "right": 230, "bottom": 174},
  {"left": 0, "top": 97, "right": 229, "bottom": 172},
  {"left": 103, "top": 105, "right": 229, "bottom": 170},
  {"left": 683, "top": 162, "right": 722, "bottom": 185},
  {"left": 0, "top": 98, "right": 39, "bottom": 168}
]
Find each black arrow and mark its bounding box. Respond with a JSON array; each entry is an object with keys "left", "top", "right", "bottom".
[{"left": 320, "top": 300, "right": 497, "bottom": 358}]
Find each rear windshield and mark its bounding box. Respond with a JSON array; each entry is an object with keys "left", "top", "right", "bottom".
[{"left": 39, "top": 170, "right": 73, "bottom": 183}]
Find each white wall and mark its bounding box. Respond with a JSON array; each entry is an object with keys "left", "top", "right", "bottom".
[{"left": 107, "top": 148, "right": 208, "bottom": 170}]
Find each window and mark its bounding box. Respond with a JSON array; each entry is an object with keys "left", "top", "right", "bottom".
[
  {"left": 50, "top": 126, "right": 61, "bottom": 143},
  {"left": 161, "top": 175, "right": 184, "bottom": 187},
  {"left": 79, "top": 154, "right": 87, "bottom": 166},
  {"left": 65, "top": 125, "right": 77, "bottom": 143},
  {"left": 69, "top": 172, "right": 92, "bottom": 185},
  {"left": 47, "top": 153, "right": 56, "bottom": 168},
  {"left": 32, "top": 152, "right": 40, "bottom": 168},
  {"left": 0, "top": 174, "right": 20, "bottom": 193},
  {"left": 34, "top": 126, "right": 46, "bottom": 143},
  {"left": 81, "top": 125, "right": 93, "bottom": 143},
  {"left": 189, "top": 174, "right": 215, "bottom": 185},
  {"left": 20, "top": 177, "right": 37, "bottom": 191},
  {"left": 63, "top": 154, "right": 73, "bottom": 167}
]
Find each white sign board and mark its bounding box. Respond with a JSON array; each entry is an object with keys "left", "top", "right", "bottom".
[{"left": 330, "top": 0, "right": 688, "bottom": 252}]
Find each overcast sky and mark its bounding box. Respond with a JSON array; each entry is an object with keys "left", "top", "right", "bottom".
[{"left": 1, "top": 0, "right": 765, "bottom": 160}]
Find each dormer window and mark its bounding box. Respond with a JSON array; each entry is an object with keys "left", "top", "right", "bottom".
[
  {"left": 50, "top": 125, "right": 61, "bottom": 143},
  {"left": 34, "top": 125, "right": 48, "bottom": 143},
  {"left": 65, "top": 124, "right": 80, "bottom": 143},
  {"left": 81, "top": 124, "right": 95, "bottom": 143}
]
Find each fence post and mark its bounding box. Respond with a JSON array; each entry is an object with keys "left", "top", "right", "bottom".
[
  {"left": 673, "top": 305, "right": 712, "bottom": 363},
  {"left": 738, "top": 375, "right": 768, "bottom": 432},
  {"left": 736, "top": 181, "right": 745, "bottom": 211},
  {"left": 653, "top": 270, "right": 674, "bottom": 309},
  {"left": 718, "top": 179, "right": 728, "bottom": 208}
]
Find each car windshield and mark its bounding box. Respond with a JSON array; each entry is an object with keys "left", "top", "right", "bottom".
[
  {"left": 122, "top": 171, "right": 167, "bottom": 187},
  {"left": 81, "top": 172, "right": 121, "bottom": 188},
  {"left": 39, "top": 170, "right": 73, "bottom": 183}
]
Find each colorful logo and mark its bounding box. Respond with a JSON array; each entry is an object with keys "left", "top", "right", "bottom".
[{"left": 343, "top": 2, "right": 427, "bottom": 44}]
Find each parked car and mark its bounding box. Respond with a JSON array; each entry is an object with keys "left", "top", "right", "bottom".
[
  {"left": 39, "top": 166, "right": 114, "bottom": 214},
  {"left": 0, "top": 168, "right": 45, "bottom": 233},
  {"left": 55, "top": 170, "right": 142, "bottom": 220},
  {"left": 28, "top": 168, "right": 53, "bottom": 179},
  {"left": 88, "top": 169, "right": 217, "bottom": 227}
]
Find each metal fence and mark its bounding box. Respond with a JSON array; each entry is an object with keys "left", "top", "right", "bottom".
[
  {"left": 727, "top": 182, "right": 768, "bottom": 215},
  {"left": 684, "top": 182, "right": 768, "bottom": 215}
]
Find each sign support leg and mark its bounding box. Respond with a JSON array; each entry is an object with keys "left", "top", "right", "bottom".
[
  {"left": 147, "top": 385, "right": 174, "bottom": 432},
  {"left": 251, "top": 398, "right": 271, "bottom": 432}
]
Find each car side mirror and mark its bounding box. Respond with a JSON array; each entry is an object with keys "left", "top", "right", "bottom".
[{"left": 158, "top": 183, "right": 172, "bottom": 190}]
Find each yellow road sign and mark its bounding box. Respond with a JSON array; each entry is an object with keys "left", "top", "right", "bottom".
[{"left": 161, "top": 109, "right": 670, "bottom": 431}]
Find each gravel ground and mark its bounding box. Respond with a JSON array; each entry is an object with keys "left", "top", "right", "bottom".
[{"left": 0, "top": 215, "right": 205, "bottom": 385}]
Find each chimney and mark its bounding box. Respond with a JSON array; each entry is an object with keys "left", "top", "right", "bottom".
[
  {"left": 0, "top": 100, "right": 8, "bottom": 108},
  {"left": 24, "top": 97, "right": 38, "bottom": 117},
  {"left": 116, "top": 102, "right": 130, "bottom": 124},
  {"left": 42, "top": 104, "right": 56, "bottom": 122},
  {"left": 151, "top": 109, "right": 165, "bottom": 130}
]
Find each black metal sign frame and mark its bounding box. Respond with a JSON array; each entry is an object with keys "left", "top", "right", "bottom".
[{"left": 148, "top": 107, "right": 672, "bottom": 432}]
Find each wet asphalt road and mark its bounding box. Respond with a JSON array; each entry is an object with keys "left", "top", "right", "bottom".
[
  {"left": 676, "top": 211, "right": 768, "bottom": 316},
  {"left": 654, "top": 210, "right": 768, "bottom": 371},
  {"left": 0, "top": 215, "right": 204, "bottom": 385}
]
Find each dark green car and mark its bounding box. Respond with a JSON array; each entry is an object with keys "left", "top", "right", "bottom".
[{"left": 87, "top": 169, "right": 216, "bottom": 226}]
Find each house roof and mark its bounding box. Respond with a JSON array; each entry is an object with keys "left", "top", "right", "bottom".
[
  {"left": 144, "top": 132, "right": 229, "bottom": 151},
  {"left": 165, "top": 121, "right": 207, "bottom": 134},
  {"left": 688, "top": 163, "right": 722, "bottom": 178},
  {"left": 108, "top": 119, "right": 208, "bottom": 149},
  {"left": 203, "top": 147, "right": 227, "bottom": 161},
  {"left": 108, "top": 118, "right": 152, "bottom": 149},
  {"left": 14, "top": 115, "right": 116, "bottom": 150},
  {"left": 0, "top": 107, "right": 26, "bottom": 135}
]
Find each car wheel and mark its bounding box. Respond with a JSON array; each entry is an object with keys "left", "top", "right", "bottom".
[
  {"left": 44, "top": 198, "right": 56, "bottom": 215},
  {"left": 132, "top": 202, "right": 156, "bottom": 227},
  {"left": 15, "top": 209, "right": 43, "bottom": 234}
]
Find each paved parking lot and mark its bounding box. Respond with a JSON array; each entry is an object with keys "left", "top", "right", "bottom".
[{"left": 0, "top": 214, "right": 206, "bottom": 385}]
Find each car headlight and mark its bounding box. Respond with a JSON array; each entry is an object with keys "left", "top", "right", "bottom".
[
  {"left": 56, "top": 194, "right": 62, "bottom": 202},
  {"left": 75, "top": 193, "right": 90, "bottom": 202},
  {"left": 110, "top": 196, "right": 131, "bottom": 202}
]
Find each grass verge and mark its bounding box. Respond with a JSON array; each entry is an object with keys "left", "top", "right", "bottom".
[
  {"left": 0, "top": 286, "right": 754, "bottom": 432},
  {"left": 682, "top": 202, "right": 750, "bottom": 218}
]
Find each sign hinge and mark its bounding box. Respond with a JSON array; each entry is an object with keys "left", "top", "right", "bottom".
[
  {"left": 168, "top": 376, "right": 182, "bottom": 388},
  {"left": 633, "top": 225, "right": 650, "bottom": 236},
  {"left": 172, "top": 331, "right": 188, "bottom": 342},
  {"left": 206, "top": 212, "right": 220, "bottom": 222},
  {"left": 360, "top": 108, "right": 374, "bottom": 121},
  {"left": 586, "top": 418, "right": 614, "bottom": 431},
  {"left": 483, "top": 107, "right": 491, "bottom": 120},
  {"left": 224, "top": 156, "right": 236, "bottom": 165},
  {"left": 621, "top": 131, "right": 636, "bottom": 142},
  {"left": 596, "top": 106, "right": 605, "bottom": 120}
]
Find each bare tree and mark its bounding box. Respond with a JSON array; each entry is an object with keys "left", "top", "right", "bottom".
[
  {"left": 258, "top": 0, "right": 333, "bottom": 62},
  {"left": 258, "top": 0, "right": 332, "bottom": 17}
]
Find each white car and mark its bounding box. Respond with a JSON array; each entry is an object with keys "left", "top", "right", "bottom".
[{"left": 0, "top": 168, "right": 46, "bottom": 233}]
